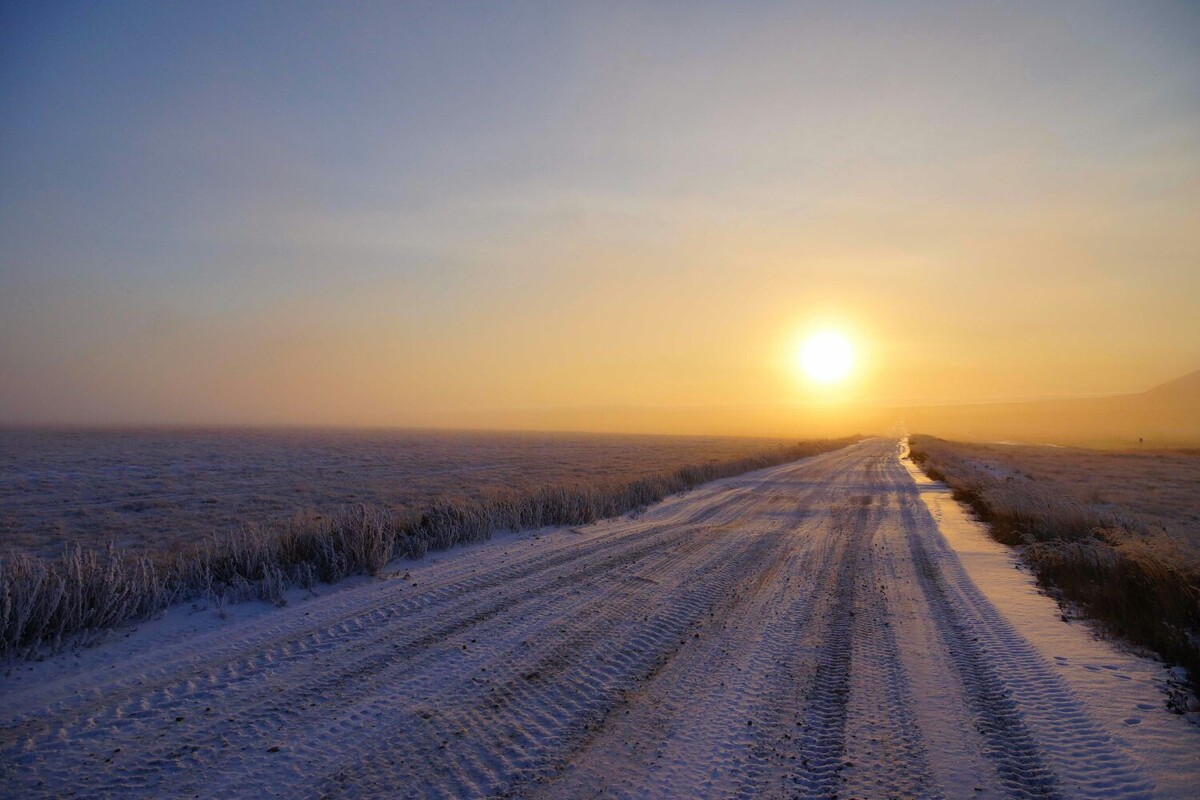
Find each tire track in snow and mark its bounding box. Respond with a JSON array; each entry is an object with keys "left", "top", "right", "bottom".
[
  {"left": 7, "top": 479, "right": 763, "bottom": 727},
  {"left": 785, "top": 501, "right": 863, "bottom": 799},
  {"left": 6, "top": 522, "right": 723, "bottom": 797},
  {"left": 899, "top": 494, "right": 1155, "bottom": 799},
  {"left": 531, "top": 490, "right": 841, "bottom": 798},
  {"left": 317, "top": 490, "right": 824, "bottom": 798},
  {"left": 840, "top": 485, "right": 943, "bottom": 798}
]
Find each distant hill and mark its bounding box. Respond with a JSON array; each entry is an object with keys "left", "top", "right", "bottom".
[
  {"left": 443, "top": 369, "right": 1200, "bottom": 447},
  {"left": 893, "top": 368, "right": 1200, "bottom": 447},
  {"left": 1143, "top": 369, "right": 1200, "bottom": 403}
]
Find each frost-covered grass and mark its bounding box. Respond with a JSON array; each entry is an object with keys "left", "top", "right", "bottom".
[
  {"left": 1, "top": 436, "right": 858, "bottom": 657},
  {"left": 0, "top": 428, "right": 822, "bottom": 558},
  {"left": 909, "top": 435, "right": 1200, "bottom": 696},
  {"left": 940, "top": 440, "right": 1200, "bottom": 555}
]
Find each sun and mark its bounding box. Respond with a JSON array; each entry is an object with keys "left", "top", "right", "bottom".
[{"left": 798, "top": 331, "right": 854, "bottom": 384}]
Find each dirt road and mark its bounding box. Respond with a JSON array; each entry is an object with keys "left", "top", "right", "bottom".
[{"left": 3, "top": 439, "right": 1195, "bottom": 798}]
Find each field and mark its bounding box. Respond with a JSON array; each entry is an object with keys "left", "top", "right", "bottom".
[
  {"left": 913, "top": 439, "right": 1200, "bottom": 555},
  {"left": 0, "top": 428, "right": 808, "bottom": 558}
]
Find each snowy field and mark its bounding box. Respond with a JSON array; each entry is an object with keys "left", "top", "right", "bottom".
[
  {"left": 4, "top": 439, "right": 1196, "bottom": 798},
  {"left": 941, "top": 440, "right": 1200, "bottom": 556},
  {"left": 0, "top": 428, "right": 795, "bottom": 557}
]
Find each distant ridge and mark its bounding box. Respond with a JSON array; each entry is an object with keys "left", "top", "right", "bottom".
[
  {"left": 426, "top": 369, "right": 1200, "bottom": 446},
  {"left": 890, "top": 367, "right": 1200, "bottom": 446},
  {"left": 1143, "top": 369, "right": 1200, "bottom": 402}
]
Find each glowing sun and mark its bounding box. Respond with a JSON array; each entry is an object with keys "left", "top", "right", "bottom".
[{"left": 799, "top": 331, "right": 854, "bottom": 384}]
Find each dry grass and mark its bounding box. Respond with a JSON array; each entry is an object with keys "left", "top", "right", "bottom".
[
  {"left": 916, "top": 439, "right": 1200, "bottom": 556},
  {"left": 1, "top": 437, "right": 858, "bottom": 658},
  {"left": 0, "top": 546, "right": 170, "bottom": 656},
  {"left": 0, "top": 428, "right": 818, "bottom": 558},
  {"left": 909, "top": 435, "right": 1200, "bottom": 698}
]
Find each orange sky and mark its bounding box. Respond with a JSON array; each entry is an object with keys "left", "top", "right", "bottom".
[{"left": 2, "top": 3, "right": 1198, "bottom": 432}]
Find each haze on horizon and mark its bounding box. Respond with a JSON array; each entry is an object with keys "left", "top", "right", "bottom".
[{"left": 2, "top": 2, "right": 1198, "bottom": 436}]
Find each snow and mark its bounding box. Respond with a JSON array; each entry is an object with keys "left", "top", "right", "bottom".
[{"left": 2, "top": 438, "right": 1197, "bottom": 798}]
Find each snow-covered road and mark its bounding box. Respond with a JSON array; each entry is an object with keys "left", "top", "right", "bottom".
[{"left": 3, "top": 439, "right": 1197, "bottom": 798}]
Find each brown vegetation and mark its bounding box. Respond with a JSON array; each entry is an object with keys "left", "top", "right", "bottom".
[
  {"left": 1, "top": 437, "right": 859, "bottom": 658},
  {"left": 908, "top": 435, "right": 1200, "bottom": 697}
]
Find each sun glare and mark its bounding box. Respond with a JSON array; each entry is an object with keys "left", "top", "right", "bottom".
[{"left": 799, "top": 331, "right": 854, "bottom": 385}]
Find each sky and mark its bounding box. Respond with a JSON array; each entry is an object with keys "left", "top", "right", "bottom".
[{"left": 2, "top": 1, "right": 1198, "bottom": 432}]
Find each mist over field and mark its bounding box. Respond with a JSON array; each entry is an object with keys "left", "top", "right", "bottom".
[{"left": 455, "top": 368, "right": 1200, "bottom": 447}]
